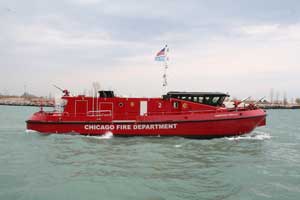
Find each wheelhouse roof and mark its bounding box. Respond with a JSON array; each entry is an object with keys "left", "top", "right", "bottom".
[{"left": 166, "top": 91, "right": 229, "bottom": 97}]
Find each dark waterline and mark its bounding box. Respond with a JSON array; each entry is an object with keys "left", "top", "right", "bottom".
[{"left": 0, "top": 105, "right": 299, "bottom": 200}]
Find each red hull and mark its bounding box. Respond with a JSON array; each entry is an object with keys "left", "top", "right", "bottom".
[
  {"left": 26, "top": 90, "right": 267, "bottom": 138},
  {"left": 26, "top": 111, "right": 266, "bottom": 138}
]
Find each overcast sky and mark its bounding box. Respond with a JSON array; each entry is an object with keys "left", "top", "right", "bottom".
[{"left": 1, "top": 0, "right": 300, "bottom": 100}]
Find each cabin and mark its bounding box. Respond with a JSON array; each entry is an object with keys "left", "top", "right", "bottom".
[{"left": 59, "top": 91, "right": 229, "bottom": 120}]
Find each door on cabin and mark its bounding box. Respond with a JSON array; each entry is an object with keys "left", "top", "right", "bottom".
[
  {"left": 75, "top": 100, "right": 88, "bottom": 116},
  {"left": 140, "top": 101, "right": 147, "bottom": 116}
]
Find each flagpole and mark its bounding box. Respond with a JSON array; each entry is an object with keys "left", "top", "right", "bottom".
[{"left": 162, "top": 45, "right": 168, "bottom": 94}]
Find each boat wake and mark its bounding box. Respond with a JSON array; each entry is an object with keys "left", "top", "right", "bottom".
[
  {"left": 86, "top": 131, "right": 114, "bottom": 140},
  {"left": 226, "top": 131, "right": 271, "bottom": 141},
  {"left": 25, "top": 129, "right": 38, "bottom": 133},
  {"left": 174, "top": 144, "right": 183, "bottom": 148}
]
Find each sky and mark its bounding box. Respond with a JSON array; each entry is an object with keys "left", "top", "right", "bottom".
[{"left": 1, "top": 0, "right": 300, "bottom": 100}]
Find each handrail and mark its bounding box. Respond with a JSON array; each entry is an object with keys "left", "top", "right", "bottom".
[
  {"left": 46, "top": 112, "right": 70, "bottom": 116},
  {"left": 146, "top": 109, "right": 220, "bottom": 115},
  {"left": 42, "top": 107, "right": 254, "bottom": 118},
  {"left": 87, "top": 110, "right": 112, "bottom": 116},
  {"left": 146, "top": 107, "right": 254, "bottom": 115}
]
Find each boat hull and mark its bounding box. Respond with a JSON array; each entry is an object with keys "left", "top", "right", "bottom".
[{"left": 26, "top": 114, "right": 266, "bottom": 138}]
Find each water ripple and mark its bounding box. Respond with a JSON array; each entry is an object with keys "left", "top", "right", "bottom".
[{"left": 1, "top": 108, "right": 300, "bottom": 200}]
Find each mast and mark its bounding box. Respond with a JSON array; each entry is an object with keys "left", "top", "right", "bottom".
[
  {"left": 162, "top": 45, "right": 169, "bottom": 94},
  {"left": 155, "top": 45, "right": 169, "bottom": 94}
]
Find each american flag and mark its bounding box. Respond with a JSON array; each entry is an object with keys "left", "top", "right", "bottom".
[{"left": 155, "top": 45, "right": 168, "bottom": 61}]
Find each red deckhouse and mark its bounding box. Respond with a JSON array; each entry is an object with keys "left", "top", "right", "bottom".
[{"left": 26, "top": 90, "right": 266, "bottom": 138}]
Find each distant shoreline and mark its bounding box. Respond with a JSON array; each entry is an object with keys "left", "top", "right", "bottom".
[
  {"left": 0, "top": 96, "right": 54, "bottom": 107},
  {"left": 0, "top": 103, "right": 53, "bottom": 107},
  {"left": 259, "top": 106, "right": 300, "bottom": 110},
  {"left": 257, "top": 103, "right": 300, "bottom": 109}
]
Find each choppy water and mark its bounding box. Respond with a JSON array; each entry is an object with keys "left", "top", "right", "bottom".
[{"left": 0, "top": 105, "right": 299, "bottom": 200}]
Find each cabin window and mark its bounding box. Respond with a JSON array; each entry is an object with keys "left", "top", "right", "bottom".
[
  {"left": 203, "top": 96, "right": 210, "bottom": 104},
  {"left": 212, "top": 97, "right": 220, "bottom": 105},
  {"left": 198, "top": 97, "right": 203, "bottom": 103},
  {"left": 219, "top": 96, "right": 226, "bottom": 104},
  {"left": 173, "top": 101, "right": 179, "bottom": 109},
  {"left": 193, "top": 96, "right": 198, "bottom": 102}
]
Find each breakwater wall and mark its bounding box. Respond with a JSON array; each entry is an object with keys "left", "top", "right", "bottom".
[{"left": 0, "top": 97, "right": 54, "bottom": 107}]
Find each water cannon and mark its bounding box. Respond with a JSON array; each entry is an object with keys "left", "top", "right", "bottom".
[
  {"left": 247, "top": 96, "right": 265, "bottom": 110},
  {"left": 233, "top": 96, "right": 250, "bottom": 107},
  {"left": 254, "top": 96, "right": 265, "bottom": 104},
  {"left": 53, "top": 85, "right": 70, "bottom": 96},
  {"left": 233, "top": 100, "right": 242, "bottom": 108},
  {"left": 62, "top": 89, "right": 70, "bottom": 96}
]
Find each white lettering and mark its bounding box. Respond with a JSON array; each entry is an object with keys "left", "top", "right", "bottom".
[
  {"left": 84, "top": 124, "right": 115, "bottom": 130},
  {"left": 84, "top": 123, "right": 178, "bottom": 131},
  {"left": 132, "top": 123, "right": 178, "bottom": 130}
]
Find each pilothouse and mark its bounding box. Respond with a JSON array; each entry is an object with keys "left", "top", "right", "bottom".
[{"left": 164, "top": 91, "right": 229, "bottom": 107}]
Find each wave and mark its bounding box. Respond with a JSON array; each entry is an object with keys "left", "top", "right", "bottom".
[
  {"left": 25, "top": 129, "right": 38, "bottom": 133},
  {"left": 174, "top": 144, "right": 183, "bottom": 148},
  {"left": 226, "top": 131, "right": 271, "bottom": 141},
  {"left": 86, "top": 131, "right": 114, "bottom": 140}
]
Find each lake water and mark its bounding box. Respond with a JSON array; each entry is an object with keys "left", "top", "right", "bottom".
[{"left": 0, "top": 105, "right": 299, "bottom": 200}]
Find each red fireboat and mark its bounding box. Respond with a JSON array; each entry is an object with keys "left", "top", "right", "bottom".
[{"left": 26, "top": 89, "right": 266, "bottom": 138}]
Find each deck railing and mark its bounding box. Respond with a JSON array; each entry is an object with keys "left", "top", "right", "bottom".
[
  {"left": 87, "top": 110, "right": 112, "bottom": 117},
  {"left": 43, "top": 106, "right": 250, "bottom": 119}
]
